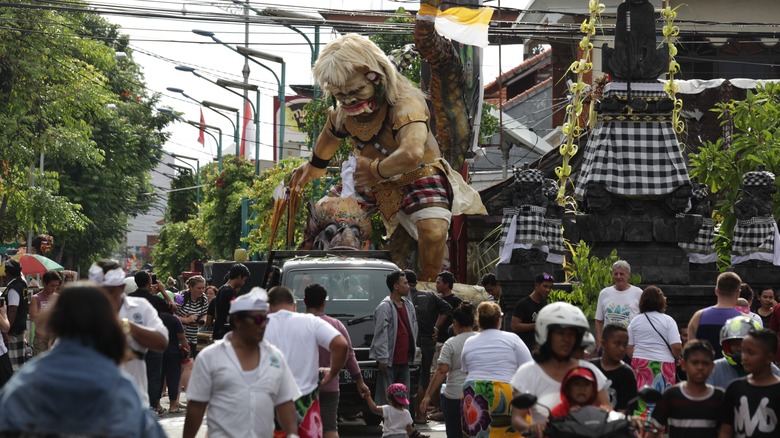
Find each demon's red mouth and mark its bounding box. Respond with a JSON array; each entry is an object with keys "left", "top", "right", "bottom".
[{"left": 341, "top": 100, "right": 377, "bottom": 115}]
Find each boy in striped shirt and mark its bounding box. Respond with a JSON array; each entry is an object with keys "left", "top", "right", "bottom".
[{"left": 651, "top": 339, "right": 723, "bottom": 438}]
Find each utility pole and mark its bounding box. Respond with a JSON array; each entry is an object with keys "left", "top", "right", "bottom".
[{"left": 242, "top": 0, "right": 250, "bottom": 160}]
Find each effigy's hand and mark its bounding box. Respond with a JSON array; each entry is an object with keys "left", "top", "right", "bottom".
[
  {"left": 353, "top": 155, "right": 380, "bottom": 192},
  {"left": 290, "top": 162, "right": 327, "bottom": 194}
]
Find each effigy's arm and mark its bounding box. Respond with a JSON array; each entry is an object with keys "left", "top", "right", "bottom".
[
  {"left": 290, "top": 113, "right": 342, "bottom": 192},
  {"left": 377, "top": 99, "right": 429, "bottom": 174}
]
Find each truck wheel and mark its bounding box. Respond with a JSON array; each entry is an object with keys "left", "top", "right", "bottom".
[{"left": 363, "top": 409, "right": 382, "bottom": 426}]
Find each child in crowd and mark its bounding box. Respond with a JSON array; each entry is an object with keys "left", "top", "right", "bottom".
[
  {"left": 719, "top": 329, "right": 780, "bottom": 438},
  {"left": 590, "top": 324, "right": 637, "bottom": 412},
  {"left": 550, "top": 367, "right": 599, "bottom": 418},
  {"left": 736, "top": 298, "right": 751, "bottom": 316},
  {"left": 363, "top": 383, "right": 428, "bottom": 438},
  {"left": 651, "top": 340, "right": 723, "bottom": 438},
  {"left": 707, "top": 315, "right": 780, "bottom": 390}
]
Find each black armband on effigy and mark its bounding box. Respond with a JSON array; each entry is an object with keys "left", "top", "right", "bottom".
[{"left": 310, "top": 153, "right": 330, "bottom": 169}]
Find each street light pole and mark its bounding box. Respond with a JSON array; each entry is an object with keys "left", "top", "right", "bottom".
[
  {"left": 192, "top": 30, "right": 282, "bottom": 167},
  {"left": 158, "top": 108, "right": 224, "bottom": 171},
  {"left": 236, "top": 46, "right": 286, "bottom": 163},
  {"left": 167, "top": 87, "right": 239, "bottom": 149},
  {"left": 170, "top": 153, "right": 201, "bottom": 207},
  {"left": 235, "top": 2, "right": 322, "bottom": 97},
  {"left": 215, "top": 78, "right": 261, "bottom": 168},
  {"left": 202, "top": 100, "right": 241, "bottom": 153},
  {"left": 174, "top": 65, "right": 259, "bottom": 164}
]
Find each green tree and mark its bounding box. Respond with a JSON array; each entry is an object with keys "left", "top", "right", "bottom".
[
  {"left": 244, "top": 157, "right": 314, "bottom": 256},
  {"left": 193, "top": 156, "right": 255, "bottom": 260},
  {"left": 480, "top": 102, "right": 499, "bottom": 144},
  {"left": 688, "top": 82, "right": 780, "bottom": 266},
  {"left": 0, "top": 2, "right": 109, "bottom": 242},
  {"left": 153, "top": 221, "right": 205, "bottom": 282},
  {"left": 0, "top": 2, "right": 171, "bottom": 270},
  {"left": 167, "top": 170, "right": 198, "bottom": 223}
]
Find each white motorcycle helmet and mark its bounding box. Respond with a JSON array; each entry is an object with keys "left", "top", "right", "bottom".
[
  {"left": 581, "top": 332, "right": 597, "bottom": 355},
  {"left": 535, "top": 301, "right": 591, "bottom": 346}
]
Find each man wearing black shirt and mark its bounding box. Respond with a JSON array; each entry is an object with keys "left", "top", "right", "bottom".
[
  {"left": 511, "top": 273, "right": 553, "bottom": 350},
  {"left": 211, "top": 263, "right": 250, "bottom": 340},
  {"left": 130, "top": 270, "right": 174, "bottom": 411},
  {"left": 2, "top": 259, "right": 27, "bottom": 373},
  {"left": 408, "top": 269, "right": 451, "bottom": 423},
  {"left": 435, "top": 271, "right": 461, "bottom": 344}
]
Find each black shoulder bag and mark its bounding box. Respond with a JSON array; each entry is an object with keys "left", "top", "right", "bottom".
[{"left": 644, "top": 313, "right": 685, "bottom": 382}]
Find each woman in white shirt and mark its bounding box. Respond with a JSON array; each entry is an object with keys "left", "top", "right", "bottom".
[
  {"left": 460, "top": 301, "right": 532, "bottom": 437},
  {"left": 419, "top": 303, "right": 477, "bottom": 438},
  {"left": 510, "top": 302, "right": 610, "bottom": 438},
  {"left": 627, "top": 286, "right": 682, "bottom": 391}
]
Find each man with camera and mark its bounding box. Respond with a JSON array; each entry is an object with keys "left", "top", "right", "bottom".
[{"left": 129, "top": 271, "right": 174, "bottom": 412}]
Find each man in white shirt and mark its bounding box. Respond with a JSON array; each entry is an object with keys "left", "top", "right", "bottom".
[
  {"left": 184, "top": 287, "right": 300, "bottom": 438},
  {"left": 594, "top": 260, "right": 643, "bottom": 341},
  {"left": 264, "top": 286, "right": 349, "bottom": 438},
  {"left": 90, "top": 261, "right": 168, "bottom": 406}
]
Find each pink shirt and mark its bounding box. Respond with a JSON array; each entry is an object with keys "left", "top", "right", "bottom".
[{"left": 317, "top": 314, "right": 361, "bottom": 393}]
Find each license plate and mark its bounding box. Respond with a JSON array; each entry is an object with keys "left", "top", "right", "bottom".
[{"left": 339, "top": 368, "right": 377, "bottom": 382}]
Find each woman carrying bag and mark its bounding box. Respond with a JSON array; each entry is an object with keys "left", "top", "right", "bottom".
[{"left": 627, "top": 286, "right": 683, "bottom": 391}]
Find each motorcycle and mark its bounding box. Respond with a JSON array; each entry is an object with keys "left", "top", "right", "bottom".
[{"left": 511, "top": 386, "right": 663, "bottom": 438}]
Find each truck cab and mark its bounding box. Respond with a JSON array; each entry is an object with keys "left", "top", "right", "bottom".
[{"left": 268, "top": 250, "right": 417, "bottom": 425}]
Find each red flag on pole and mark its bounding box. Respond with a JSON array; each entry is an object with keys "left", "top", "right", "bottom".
[
  {"left": 197, "top": 108, "right": 205, "bottom": 145},
  {"left": 240, "top": 100, "right": 253, "bottom": 158}
]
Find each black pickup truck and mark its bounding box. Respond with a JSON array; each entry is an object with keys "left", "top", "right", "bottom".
[{"left": 266, "top": 250, "right": 419, "bottom": 425}]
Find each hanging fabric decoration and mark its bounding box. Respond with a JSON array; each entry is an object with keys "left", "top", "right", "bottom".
[
  {"left": 555, "top": 0, "right": 603, "bottom": 205},
  {"left": 661, "top": 1, "right": 685, "bottom": 142},
  {"left": 416, "top": 4, "right": 494, "bottom": 48}
]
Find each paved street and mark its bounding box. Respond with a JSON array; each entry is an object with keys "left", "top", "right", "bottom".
[{"left": 158, "top": 393, "right": 447, "bottom": 437}]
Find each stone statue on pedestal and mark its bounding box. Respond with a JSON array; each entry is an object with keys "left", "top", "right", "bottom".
[
  {"left": 498, "top": 168, "right": 549, "bottom": 264},
  {"left": 732, "top": 170, "right": 780, "bottom": 266},
  {"left": 678, "top": 182, "right": 717, "bottom": 264}
]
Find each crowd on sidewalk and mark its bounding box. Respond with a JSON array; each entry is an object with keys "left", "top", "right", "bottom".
[{"left": 1, "top": 256, "right": 780, "bottom": 437}]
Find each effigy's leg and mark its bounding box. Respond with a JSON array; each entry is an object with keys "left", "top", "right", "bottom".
[{"left": 417, "top": 217, "right": 450, "bottom": 281}]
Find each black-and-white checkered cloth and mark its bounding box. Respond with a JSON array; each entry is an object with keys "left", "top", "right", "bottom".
[
  {"left": 514, "top": 205, "right": 548, "bottom": 245},
  {"left": 574, "top": 121, "right": 691, "bottom": 199},
  {"left": 545, "top": 217, "right": 566, "bottom": 254},
  {"left": 500, "top": 207, "right": 519, "bottom": 244},
  {"left": 677, "top": 215, "right": 715, "bottom": 255},
  {"left": 515, "top": 168, "right": 544, "bottom": 184},
  {"left": 500, "top": 206, "right": 549, "bottom": 246},
  {"left": 6, "top": 334, "right": 26, "bottom": 371},
  {"left": 733, "top": 216, "right": 775, "bottom": 255},
  {"left": 604, "top": 81, "right": 668, "bottom": 99},
  {"left": 743, "top": 170, "right": 775, "bottom": 187}
]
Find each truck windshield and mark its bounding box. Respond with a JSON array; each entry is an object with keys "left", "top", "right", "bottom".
[{"left": 286, "top": 267, "right": 392, "bottom": 348}]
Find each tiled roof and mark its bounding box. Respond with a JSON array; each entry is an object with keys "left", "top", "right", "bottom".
[
  {"left": 483, "top": 49, "right": 553, "bottom": 93},
  {"left": 485, "top": 77, "right": 553, "bottom": 107}
]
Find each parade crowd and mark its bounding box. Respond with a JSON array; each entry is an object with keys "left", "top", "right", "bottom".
[{"left": 0, "top": 257, "right": 779, "bottom": 438}]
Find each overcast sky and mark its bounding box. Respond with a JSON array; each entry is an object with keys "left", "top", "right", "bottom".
[{"left": 97, "top": 0, "right": 530, "bottom": 166}]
